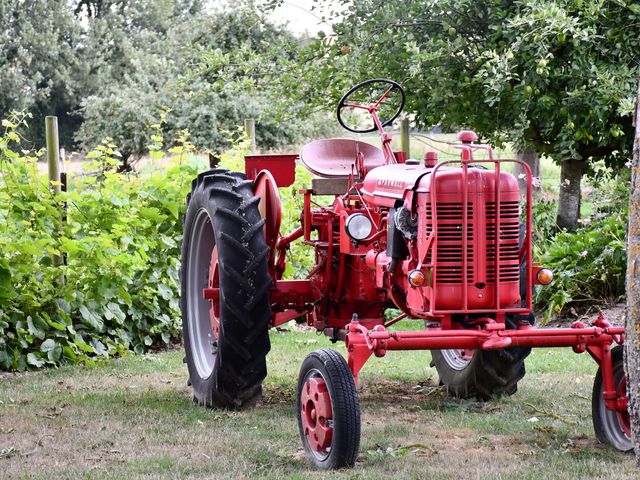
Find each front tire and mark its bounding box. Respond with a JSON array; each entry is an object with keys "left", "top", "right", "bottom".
[
  {"left": 592, "top": 345, "right": 632, "bottom": 452},
  {"left": 297, "top": 349, "right": 361, "bottom": 469},
  {"left": 181, "top": 169, "right": 272, "bottom": 408}
]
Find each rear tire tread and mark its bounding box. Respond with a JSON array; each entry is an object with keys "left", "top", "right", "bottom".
[
  {"left": 432, "top": 315, "right": 530, "bottom": 400},
  {"left": 181, "top": 168, "right": 272, "bottom": 409}
]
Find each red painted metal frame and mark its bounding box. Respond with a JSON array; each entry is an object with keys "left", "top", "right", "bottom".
[
  {"left": 345, "top": 314, "right": 625, "bottom": 411},
  {"left": 342, "top": 92, "right": 397, "bottom": 165}
]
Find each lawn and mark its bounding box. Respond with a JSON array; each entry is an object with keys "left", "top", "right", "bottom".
[{"left": 0, "top": 321, "right": 636, "bottom": 479}]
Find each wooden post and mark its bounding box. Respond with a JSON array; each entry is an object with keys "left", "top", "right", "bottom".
[
  {"left": 400, "top": 118, "right": 410, "bottom": 157},
  {"left": 46, "top": 117, "right": 61, "bottom": 195},
  {"left": 45, "top": 116, "right": 64, "bottom": 270},
  {"left": 244, "top": 118, "right": 256, "bottom": 154}
]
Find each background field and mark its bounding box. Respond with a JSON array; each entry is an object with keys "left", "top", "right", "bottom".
[{"left": 0, "top": 317, "right": 635, "bottom": 479}]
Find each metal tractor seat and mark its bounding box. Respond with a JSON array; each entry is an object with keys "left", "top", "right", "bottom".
[{"left": 300, "top": 138, "right": 385, "bottom": 178}]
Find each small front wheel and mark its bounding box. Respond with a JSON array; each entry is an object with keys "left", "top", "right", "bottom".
[
  {"left": 296, "top": 349, "right": 361, "bottom": 469},
  {"left": 592, "top": 345, "right": 633, "bottom": 452}
]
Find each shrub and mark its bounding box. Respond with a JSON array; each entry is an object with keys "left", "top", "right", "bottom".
[
  {"left": 0, "top": 116, "right": 205, "bottom": 370},
  {"left": 534, "top": 180, "right": 628, "bottom": 322}
]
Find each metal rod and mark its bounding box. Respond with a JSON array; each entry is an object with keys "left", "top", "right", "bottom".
[{"left": 495, "top": 160, "right": 501, "bottom": 309}]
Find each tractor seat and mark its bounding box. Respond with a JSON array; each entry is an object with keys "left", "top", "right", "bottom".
[{"left": 300, "top": 138, "right": 385, "bottom": 178}]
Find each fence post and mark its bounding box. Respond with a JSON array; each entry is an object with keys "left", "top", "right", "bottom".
[
  {"left": 400, "top": 118, "right": 410, "bottom": 157},
  {"left": 45, "top": 116, "right": 64, "bottom": 271},
  {"left": 244, "top": 118, "right": 256, "bottom": 154}
]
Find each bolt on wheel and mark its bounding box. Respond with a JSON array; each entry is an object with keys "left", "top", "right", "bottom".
[{"left": 296, "top": 349, "right": 360, "bottom": 469}]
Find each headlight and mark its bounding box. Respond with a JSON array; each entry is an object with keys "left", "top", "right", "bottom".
[{"left": 345, "top": 213, "right": 373, "bottom": 241}]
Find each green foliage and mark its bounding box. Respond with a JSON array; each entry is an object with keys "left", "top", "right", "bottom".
[
  {"left": 0, "top": 115, "right": 205, "bottom": 370},
  {"left": 534, "top": 181, "right": 629, "bottom": 321},
  {"left": 1, "top": 1, "right": 335, "bottom": 158},
  {"left": 258, "top": 0, "right": 639, "bottom": 169},
  {"left": 76, "top": 6, "right": 337, "bottom": 161},
  {"left": 530, "top": 200, "right": 560, "bottom": 258},
  {"left": 0, "top": 0, "right": 83, "bottom": 148}
]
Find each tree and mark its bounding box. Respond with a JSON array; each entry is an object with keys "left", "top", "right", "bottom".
[
  {"left": 77, "top": 6, "right": 337, "bottom": 163},
  {"left": 0, "top": 0, "right": 83, "bottom": 148},
  {"left": 625, "top": 73, "right": 640, "bottom": 463},
  {"left": 263, "top": 0, "right": 640, "bottom": 228}
]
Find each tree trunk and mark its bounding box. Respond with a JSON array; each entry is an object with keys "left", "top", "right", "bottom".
[
  {"left": 556, "top": 158, "right": 583, "bottom": 230},
  {"left": 624, "top": 75, "right": 640, "bottom": 464},
  {"left": 515, "top": 148, "right": 542, "bottom": 196}
]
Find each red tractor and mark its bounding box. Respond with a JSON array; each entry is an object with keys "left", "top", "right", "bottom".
[{"left": 180, "top": 79, "right": 631, "bottom": 469}]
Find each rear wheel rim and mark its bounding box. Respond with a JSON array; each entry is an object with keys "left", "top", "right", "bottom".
[
  {"left": 441, "top": 349, "right": 475, "bottom": 370},
  {"left": 598, "top": 358, "right": 632, "bottom": 449},
  {"left": 300, "top": 369, "right": 333, "bottom": 461},
  {"left": 208, "top": 246, "right": 220, "bottom": 337},
  {"left": 187, "top": 208, "right": 217, "bottom": 379},
  {"left": 616, "top": 378, "right": 631, "bottom": 437}
]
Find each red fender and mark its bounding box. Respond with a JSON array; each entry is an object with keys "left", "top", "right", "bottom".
[{"left": 253, "top": 170, "right": 282, "bottom": 278}]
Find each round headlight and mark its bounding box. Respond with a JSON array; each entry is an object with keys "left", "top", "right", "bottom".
[{"left": 345, "top": 213, "right": 373, "bottom": 241}]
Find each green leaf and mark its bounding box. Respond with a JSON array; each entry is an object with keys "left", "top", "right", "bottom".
[
  {"left": 91, "top": 339, "right": 108, "bottom": 356},
  {"left": 157, "top": 284, "right": 174, "bottom": 301},
  {"left": 104, "top": 303, "right": 126, "bottom": 324},
  {"left": 79, "top": 306, "right": 104, "bottom": 332},
  {"left": 40, "top": 339, "right": 62, "bottom": 361},
  {"left": 162, "top": 200, "right": 179, "bottom": 219},
  {"left": 46, "top": 318, "right": 67, "bottom": 331},
  {"left": 27, "top": 352, "right": 45, "bottom": 368},
  {"left": 27, "top": 316, "right": 46, "bottom": 340},
  {"left": 139, "top": 207, "right": 162, "bottom": 220},
  {"left": 0, "top": 259, "right": 13, "bottom": 299}
]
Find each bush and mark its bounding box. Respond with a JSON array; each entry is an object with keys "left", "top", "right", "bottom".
[
  {"left": 0, "top": 116, "right": 205, "bottom": 370},
  {"left": 534, "top": 180, "right": 628, "bottom": 322}
]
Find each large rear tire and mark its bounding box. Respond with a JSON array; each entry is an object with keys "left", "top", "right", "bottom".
[
  {"left": 431, "top": 315, "right": 531, "bottom": 400},
  {"left": 181, "top": 169, "right": 272, "bottom": 408}
]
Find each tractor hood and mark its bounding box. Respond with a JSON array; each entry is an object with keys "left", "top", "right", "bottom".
[
  {"left": 362, "top": 163, "right": 519, "bottom": 208},
  {"left": 361, "top": 164, "right": 432, "bottom": 207}
]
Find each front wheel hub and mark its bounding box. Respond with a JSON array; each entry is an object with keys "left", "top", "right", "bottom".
[{"left": 300, "top": 377, "right": 333, "bottom": 452}]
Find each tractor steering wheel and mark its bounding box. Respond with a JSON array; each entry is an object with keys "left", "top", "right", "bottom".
[{"left": 337, "top": 79, "right": 405, "bottom": 133}]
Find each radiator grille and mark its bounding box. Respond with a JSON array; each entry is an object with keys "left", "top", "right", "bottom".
[{"left": 426, "top": 201, "right": 520, "bottom": 284}]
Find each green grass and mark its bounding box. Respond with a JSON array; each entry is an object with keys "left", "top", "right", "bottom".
[{"left": 0, "top": 324, "right": 636, "bottom": 479}]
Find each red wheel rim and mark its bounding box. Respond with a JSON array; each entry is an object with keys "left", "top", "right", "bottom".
[
  {"left": 208, "top": 246, "right": 220, "bottom": 337},
  {"left": 616, "top": 377, "right": 631, "bottom": 437},
  {"left": 300, "top": 375, "right": 333, "bottom": 454}
]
